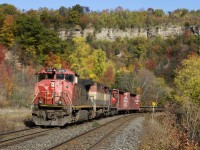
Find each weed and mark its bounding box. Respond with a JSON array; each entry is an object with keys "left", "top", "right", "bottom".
[{"left": 92, "top": 121, "right": 101, "bottom": 128}]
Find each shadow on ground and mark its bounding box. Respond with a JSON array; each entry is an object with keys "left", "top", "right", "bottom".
[{"left": 24, "top": 118, "right": 36, "bottom": 127}]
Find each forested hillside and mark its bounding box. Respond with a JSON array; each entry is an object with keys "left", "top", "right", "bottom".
[
  {"left": 0, "top": 3, "right": 200, "bottom": 104},
  {"left": 0, "top": 3, "right": 200, "bottom": 147}
]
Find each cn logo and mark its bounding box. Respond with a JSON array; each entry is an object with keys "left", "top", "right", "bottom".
[
  {"left": 51, "top": 81, "right": 55, "bottom": 88},
  {"left": 124, "top": 93, "right": 129, "bottom": 102},
  {"left": 135, "top": 95, "right": 140, "bottom": 103}
]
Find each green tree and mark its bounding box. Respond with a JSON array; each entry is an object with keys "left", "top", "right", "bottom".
[
  {"left": 15, "top": 14, "right": 44, "bottom": 47},
  {"left": 153, "top": 9, "right": 164, "bottom": 17},
  {"left": 68, "top": 4, "right": 84, "bottom": 25},
  {"left": 174, "top": 55, "right": 200, "bottom": 105},
  {"left": 15, "top": 14, "right": 44, "bottom": 64},
  {"left": 58, "top": 6, "right": 69, "bottom": 17},
  {"left": 15, "top": 14, "right": 64, "bottom": 64},
  {"left": 194, "top": 35, "right": 200, "bottom": 53},
  {"left": 128, "top": 37, "right": 149, "bottom": 59},
  {"left": 72, "top": 4, "right": 84, "bottom": 14},
  {"left": 68, "top": 10, "right": 80, "bottom": 24},
  {"left": 0, "top": 4, "right": 18, "bottom": 15},
  {"left": 40, "top": 9, "right": 51, "bottom": 27}
]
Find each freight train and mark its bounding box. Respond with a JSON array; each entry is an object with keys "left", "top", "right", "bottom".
[{"left": 32, "top": 67, "right": 140, "bottom": 126}]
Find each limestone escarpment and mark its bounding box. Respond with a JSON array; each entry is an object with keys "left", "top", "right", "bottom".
[{"left": 58, "top": 25, "right": 188, "bottom": 41}]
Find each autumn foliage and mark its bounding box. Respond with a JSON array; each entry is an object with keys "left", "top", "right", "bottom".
[
  {"left": 0, "top": 44, "right": 5, "bottom": 64},
  {"left": 0, "top": 3, "right": 200, "bottom": 147}
]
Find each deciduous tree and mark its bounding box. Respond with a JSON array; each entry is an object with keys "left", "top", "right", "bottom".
[
  {"left": 175, "top": 55, "right": 200, "bottom": 105},
  {"left": 91, "top": 49, "right": 106, "bottom": 79},
  {"left": 0, "top": 15, "right": 15, "bottom": 47},
  {"left": 99, "top": 61, "right": 115, "bottom": 87},
  {"left": 69, "top": 37, "right": 92, "bottom": 78}
]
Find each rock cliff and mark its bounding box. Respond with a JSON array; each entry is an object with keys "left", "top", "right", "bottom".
[{"left": 58, "top": 25, "right": 198, "bottom": 41}]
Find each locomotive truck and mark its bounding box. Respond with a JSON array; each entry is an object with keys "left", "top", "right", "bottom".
[{"left": 32, "top": 67, "right": 140, "bottom": 126}]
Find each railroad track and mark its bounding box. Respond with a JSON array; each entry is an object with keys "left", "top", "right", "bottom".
[
  {"left": 0, "top": 127, "right": 59, "bottom": 149},
  {"left": 47, "top": 114, "right": 139, "bottom": 150}
]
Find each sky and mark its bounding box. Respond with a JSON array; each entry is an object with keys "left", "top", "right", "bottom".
[{"left": 0, "top": 0, "right": 200, "bottom": 12}]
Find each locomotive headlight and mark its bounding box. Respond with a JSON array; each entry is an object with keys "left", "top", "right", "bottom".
[
  {"left": 38, "top": 99, "right": 43, "bottom": 104},
  {"left": 58, "top": 100, "right": 62, "bottom": 105}
]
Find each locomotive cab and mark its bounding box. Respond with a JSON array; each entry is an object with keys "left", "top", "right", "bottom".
[{"left": 36, "top": 69, "right": 77, "bottom": 83}]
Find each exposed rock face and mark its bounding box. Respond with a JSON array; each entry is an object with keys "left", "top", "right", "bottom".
[
  {"left": 147, "top": 26, "right": 183, "bottom": 38},
  {"left": 58, "top": 25, "right": 195, "bottom": 41},
  {"left": 95, "top": 28, "right": 147, "bottom": 40}
]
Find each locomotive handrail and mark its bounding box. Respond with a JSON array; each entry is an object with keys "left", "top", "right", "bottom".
[
  {"left": 32, "top": 93, "right": 39, "bottom": 102},
  {"left": 61, "top": 92, "right": 72, "bottom": 105},
  {"left": 60, "top": 92, "right": 73, "bottom": 114},
  {"left": 64, "top": 92, "right": 72, "bottom": 105}
]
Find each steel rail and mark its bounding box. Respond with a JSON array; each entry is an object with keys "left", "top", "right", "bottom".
[
  {"left": 88, "top": 115, "right": 135, "bottom": 150},
  {"left": 47, "top": 114, "right": 138, "bottom": 150},
  {"left": 0, "top": 127, "right": 59, "bottom": 149}
]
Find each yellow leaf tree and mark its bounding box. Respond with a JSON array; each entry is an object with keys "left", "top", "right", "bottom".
[
  {"left": 175, "top": 54, "right": 200, "bottom": 105},
  {"left": 90, "top": 49, "right": 106, "bottom": 81},
  {"left": 69, "top": 37, "right": 92, "bottom": 78}
]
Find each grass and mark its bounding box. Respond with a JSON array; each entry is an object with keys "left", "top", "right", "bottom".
[
  {"left": 139, "top": 112, "right": 199, "bottom": 150},
  {"left": 92, "top": 121, "right": 101, "bottom": 128},
  {"left": 139, "top": 112, "right": 180, "bottom": 149},
  {"left": 0, "top": 108, "right": 33, "bottom": 133}
]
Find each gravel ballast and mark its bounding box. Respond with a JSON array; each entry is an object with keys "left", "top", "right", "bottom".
[
  {"left": 98, "top": 116, "right": 144, "bottom": 150},
  {"left": 2, "top": 115, "right": 135, "bottom": 150}
]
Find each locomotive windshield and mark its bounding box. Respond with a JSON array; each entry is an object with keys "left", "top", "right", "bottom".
[
  {"left": 56, "top": 74, "right": 64, "bottom": 80},
  {"left": 38, "top": 73, "right": 74, "bottom": 81},
  {"left": 38, "top": 73, "right": 45, "bottom": 81},
  {"left": 38, "top": 73, "right": 54, "bottom": 81},
  {"left": 47, "top": 73, "right": 54, "bottom": 79},
  {"left": 65, "top": 74, "right": 74, "bottom": 83}
]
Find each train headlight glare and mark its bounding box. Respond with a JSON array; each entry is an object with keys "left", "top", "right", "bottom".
[
  {"left": 38, "top": 99, "right": 43, "bottom": 104},
  {"left": 58, "top": 101, "right": 62, "bottom": 105}
]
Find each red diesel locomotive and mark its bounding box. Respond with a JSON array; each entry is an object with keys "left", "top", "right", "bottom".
[{"left": 32, "top": 67, "right": 140, "bottom": 126}]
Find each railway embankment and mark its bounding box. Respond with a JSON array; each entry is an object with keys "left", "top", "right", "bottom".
[
  {"left": 1, "top": 114, "right": 144, "bottom": 150},
  {"left": 0, "top": 109, "right": 199, "bottom": 149}
]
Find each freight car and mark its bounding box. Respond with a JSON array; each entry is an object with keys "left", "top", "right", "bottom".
[
  {"left": 110, "top": 89, "right": 140, "bottom": 114},
  {"left": 32, "top": 67, "right": 140, "bottom": 126}
]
